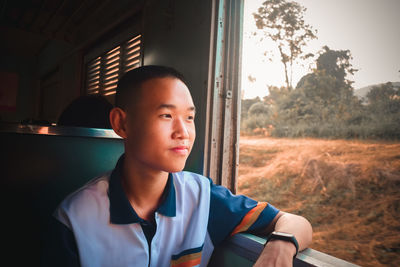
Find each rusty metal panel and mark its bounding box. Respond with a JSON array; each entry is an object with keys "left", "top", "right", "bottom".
[{"left": 204, "top": 0, "right": 243, "bottom": 192}]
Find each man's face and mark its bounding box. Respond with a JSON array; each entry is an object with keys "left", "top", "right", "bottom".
[{"left": 124, "top": 77, "right": 196, "bottom": 173}]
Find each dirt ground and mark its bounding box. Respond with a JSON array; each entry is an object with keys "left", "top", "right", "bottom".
[{"left": 237, "top": 136, "right": 400, "bottom": 267}]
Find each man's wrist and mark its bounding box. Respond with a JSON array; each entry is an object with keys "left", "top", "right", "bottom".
[
  {"left": 264, "top": 239, "right": 297, "bottom": 257},
  {"left": 265, "top": 231, "right": 299, "bottom": 258}
]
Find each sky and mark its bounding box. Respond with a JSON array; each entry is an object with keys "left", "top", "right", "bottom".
[{"left": 241, "top": 0, "right": 400, "bottom": 99}]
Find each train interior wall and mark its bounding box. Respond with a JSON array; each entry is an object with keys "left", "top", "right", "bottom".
[
  {"left": 1, "top": 1, "right": 214, "bottom": 265},
  {"left": 0, "top": 0, "right": 213, "bottom": 173}
]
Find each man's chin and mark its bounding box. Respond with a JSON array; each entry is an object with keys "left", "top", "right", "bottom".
[{"left": 164, "top": 163, "right": 186, "bottom": 173}]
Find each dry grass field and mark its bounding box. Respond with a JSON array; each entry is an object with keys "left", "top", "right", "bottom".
[{"left": 237, "top": 136, "right": 400, "bottom": 267}]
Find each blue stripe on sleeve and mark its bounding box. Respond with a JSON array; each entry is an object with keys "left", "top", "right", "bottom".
[
  {"left": 207, "top": 178, "right": 280, "bottom": 246},
  {"left": 207, "top": 178, "right": 257, "bottom": 246},
  {"left": 171, "top": 244, "right": 204, "bottom": 260}
]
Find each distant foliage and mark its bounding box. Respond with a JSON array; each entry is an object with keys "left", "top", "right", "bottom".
[
  {"left": 364, "top": 83, "right": 400, "bottom": 139},
  {"left": 241, "top": 47, "right": 400, "bottom": 139},
  {"left": 242, "top": 102, "right": 272, "bottom": 133},
  {"left": 245, "top": 1, "right": 399, "bottom": 139}
]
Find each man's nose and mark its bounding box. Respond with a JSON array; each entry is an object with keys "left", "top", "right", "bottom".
[{"left": 172, "top": 118, "right": 189, "bottom": 139}]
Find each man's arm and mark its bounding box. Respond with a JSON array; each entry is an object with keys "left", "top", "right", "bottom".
[
  {"left": 254, "top": 211, "right": 312, "bottom": 267},
  {"left": 206, "top": 178, "right": 311, "bottom": 265},
  {"left": 41, "top": 217, "right": 81, "bottom": 267}
]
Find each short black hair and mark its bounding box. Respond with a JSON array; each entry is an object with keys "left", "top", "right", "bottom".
[{"left": 115, "top": 65, "right": 188, "bottom": 110}]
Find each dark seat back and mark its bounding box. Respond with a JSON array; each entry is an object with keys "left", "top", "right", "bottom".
[{"left": 1, "top": 125, "right": 124, "bottom": 266}]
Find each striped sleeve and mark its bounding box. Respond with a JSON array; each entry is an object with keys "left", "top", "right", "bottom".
[
  {"left": 170, "top": 245, "right": 203, "bottom": 267},
  {"left": 207, "top": 178, "right": 279, "bottom": 246}
]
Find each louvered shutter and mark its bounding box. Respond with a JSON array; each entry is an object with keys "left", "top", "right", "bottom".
[{"left": 85, "top": 34, "right": 141, "bottom": 96}]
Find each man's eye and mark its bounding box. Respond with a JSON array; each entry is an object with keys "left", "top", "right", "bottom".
[
  {"left": 187, "top": 115, "right": 195, "bottom": 121},
  {"left": 160, "top": 114, "right": 172, "bottom": 118}
]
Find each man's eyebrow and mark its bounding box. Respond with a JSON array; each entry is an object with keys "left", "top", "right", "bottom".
[
  {"left": 157, "top": 104, "right": 176, "bottom": 109},
  {"left": 157, "top": 104, "right": 196, "bottom": 112}
]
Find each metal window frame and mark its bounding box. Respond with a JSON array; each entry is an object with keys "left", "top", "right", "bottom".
[
  {"left": 204, "top": 0, "right": 243, "bottom": 192},
  {"left": 209, "top": 233, "right": 360, "bottom": 267}
]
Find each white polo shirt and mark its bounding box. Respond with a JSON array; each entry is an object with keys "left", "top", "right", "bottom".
[{"left": 48, "top": 156, "right": 279, "bottom": 267}]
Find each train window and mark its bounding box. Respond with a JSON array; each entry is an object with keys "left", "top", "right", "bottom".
[
  {"left": 85, "top": 34, "right": 142, "bottom": 96},
  {"left": 238, "top": 0, "right": 400, "bottom": 266}
]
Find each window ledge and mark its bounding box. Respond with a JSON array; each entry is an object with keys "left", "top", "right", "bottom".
[{"left": 208, "top": 233, "right": 360, "bottom": 267}]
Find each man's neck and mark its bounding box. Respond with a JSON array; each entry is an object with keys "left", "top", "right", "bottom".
[{"left": 122, "top": 154, "right": 169, "bottom": 221}]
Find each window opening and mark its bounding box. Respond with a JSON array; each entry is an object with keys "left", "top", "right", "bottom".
[{"left": 238, "top": 1, "right": 400, "bottom": 266}]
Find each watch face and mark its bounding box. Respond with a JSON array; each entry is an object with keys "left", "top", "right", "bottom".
[{"left": 272, "top": 231, "right": 294, "bottom": 238}]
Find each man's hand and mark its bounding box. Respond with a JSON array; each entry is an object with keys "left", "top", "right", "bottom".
[{"left": 253, "top": 239, "right": 296, "bottom": 267}]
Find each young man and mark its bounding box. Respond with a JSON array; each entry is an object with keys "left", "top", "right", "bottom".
[{"left": 44, "top": 65, "right": 312, "bottom": 267}]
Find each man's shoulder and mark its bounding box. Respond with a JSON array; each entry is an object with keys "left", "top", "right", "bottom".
[
  {"left": 172, "top": 171, "right": 211, "bottom": 186},
  {"left": 55, "top": 172, "right": 111, "bottom": 221},
  {"left": 172, "top": 171, "right": 212, "bottom": 201},
  {"left": 67, "top": 172, "right": 110, "bottom": 200}
]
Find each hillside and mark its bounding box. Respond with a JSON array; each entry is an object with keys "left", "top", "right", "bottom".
[
  {"left": 354, "top": 81, "right": 400, "bottom": 99},
  {"left": 237, "top": 136, "right": 400, "bottom": 267}
]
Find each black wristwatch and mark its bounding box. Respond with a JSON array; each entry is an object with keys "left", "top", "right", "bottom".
[{"left": 265, "top": 231, "right": 299, "bottom": 258}]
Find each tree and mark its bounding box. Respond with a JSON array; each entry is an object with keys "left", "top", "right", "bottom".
[
  {"left": 241, "top": 101, "right": 273, "bottom": 133},
  {"left": 248, "top": 102, "right": 272, "bottom": 129},
  {"left": 268, "top": 47, "right": 364, "bottom": 138},
  {"left": 241, "top": 97, "right": 261, "bottom": 121},
  {"left": 315, "top": 46, "right": 357, "bottom": 87},
  {"left": 296, "top": 46, "right": 359, "bottom": 109},
  {"left": 253, "top": 0, "right": 317, "bottom": 89},
  {"left": 365, "top": 82, "right": 400, "bottom": 139},
  {"left": 367, "top": 82, "right": 400, "bottom": 115}
]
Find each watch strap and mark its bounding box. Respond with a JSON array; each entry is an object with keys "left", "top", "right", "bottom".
[{"left": 265, "top": 231, "right": 299, "bottom": 258}]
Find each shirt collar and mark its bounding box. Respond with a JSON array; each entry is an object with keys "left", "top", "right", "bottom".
[{"left": 108, "top": 155, "right": 176, "bottom": 224}]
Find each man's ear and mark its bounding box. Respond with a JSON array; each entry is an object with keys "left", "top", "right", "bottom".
[{"left": 109, "top": 107, "right": 128, "bottom": 139}]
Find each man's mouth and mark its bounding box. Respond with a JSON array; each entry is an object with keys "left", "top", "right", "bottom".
[{"left": 170, "top": 146, "right": 189, "bottom": 155}]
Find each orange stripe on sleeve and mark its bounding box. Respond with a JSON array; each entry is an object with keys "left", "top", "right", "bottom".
[
  {"left": 230, "top": 202, "right": 268, "bottom": 236},
  {"left": 171, "top": 257, "right": 202, "bottom": 267},
  {"left": 171, "top": 251, "right": 202, "bottom": 267}
]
